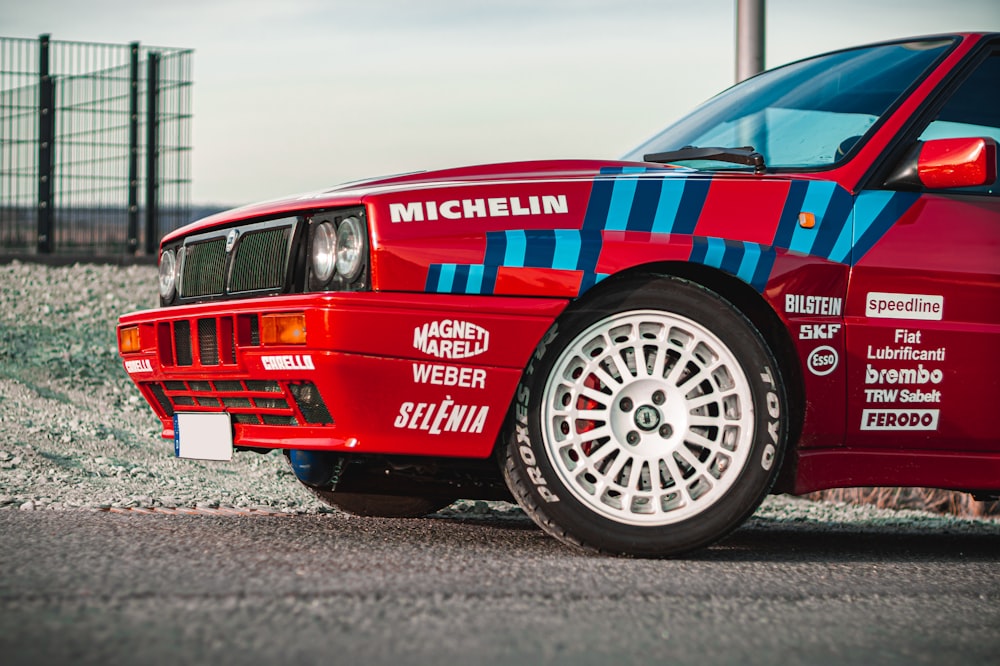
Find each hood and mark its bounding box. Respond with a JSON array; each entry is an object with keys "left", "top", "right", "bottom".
[{"left": 163, "top": 159, "right": 684, "bottom": 243}]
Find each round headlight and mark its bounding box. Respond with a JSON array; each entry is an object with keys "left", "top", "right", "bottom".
[
  {"left": 335, "top": 215, "right": 365, "bottom": 280},
  {"left": 158, "top": 248, "right": 177, "bottom": 300},
  {"left": 311, "top": 221, "right": 337, "bottom": 283}
]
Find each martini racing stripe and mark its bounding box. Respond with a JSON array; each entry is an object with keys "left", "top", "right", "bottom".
[
  {"left": 689, "top": 237, "right": 777, "bottom": 292},
  {"left": 423, "top": 174, "right": 918, "bottom": 296},
  {"left": 849, "top": 190, "right": 920, "bottom": 264}
]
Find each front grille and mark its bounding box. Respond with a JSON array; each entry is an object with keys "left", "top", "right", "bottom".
[
  {"left": 141, "top": 379, "right": 333, "bottom": 426},
  {"left": 230, "top": 227, "right": 293, "bottom": 292},
  {"left": 180, "top": 239, "right": 226, "bottom": 297},
  {"left": 175, "top": 218, "right": 297, "bottom": 303}
]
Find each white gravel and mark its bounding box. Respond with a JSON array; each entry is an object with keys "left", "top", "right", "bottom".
[{"left": 0, "top": 260, "right": 997, "bottom": 536}]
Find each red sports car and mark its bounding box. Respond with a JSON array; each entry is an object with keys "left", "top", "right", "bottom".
[{"left": 119, "top": 33, "right": 999, "bottom": 556}]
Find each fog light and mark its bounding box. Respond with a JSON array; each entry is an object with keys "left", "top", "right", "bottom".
[
  {"left": 261, "top": 313, "right": 306, "bottom": 345},
  {"left": 119, "top": 326, "right": 141, "bottom": 353}
]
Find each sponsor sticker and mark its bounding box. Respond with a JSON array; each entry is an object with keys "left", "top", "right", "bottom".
[
  {"left": 799, "top": 324, "right": 841, "bottom": 340},
  {"left": 124, "top": 359, "right": 153, "bottom": 373},
  {"left": 413, "top": 319, "right": 490, "bottom": 360},
  {"left": 866, "top": 292, "right": 943, "bottom": 321},
  {"left": 865, "top": 364, "right": 942, "bottom": 385},
  {"left": 806, "top": 346, "right": 838, "bottom": 376},
  {"left": 390, "top": 194, "right": 568, "bottom": 223},
  {"left": 394, "top": 398, "right": 489, "bottom": 435},
  {"left": 785, "top": 294, "right": 843, "bottom": 316},
  {"left": 412, "top": 363, "right": 486, "bottom": 389},
  {"left": 861, "top": 409, "right": 939, "bottom": 431},
  {"left": 261, "top": 354, "right": 315, "bottom": 371}
]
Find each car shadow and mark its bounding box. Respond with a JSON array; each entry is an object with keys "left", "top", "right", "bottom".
[{"left": 429, "top": 509, "right": 1000, "bottom": 562}]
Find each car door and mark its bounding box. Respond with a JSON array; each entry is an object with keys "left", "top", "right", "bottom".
[{"left": 845, "top": 44, "right": 1000, "bottom": 452}]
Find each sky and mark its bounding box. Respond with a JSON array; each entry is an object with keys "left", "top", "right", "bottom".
[{"left": 4, "top": 0, "right": 1000, "bottom": 206}]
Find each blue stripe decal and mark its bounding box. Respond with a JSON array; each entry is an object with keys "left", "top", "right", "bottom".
[
  {"left": 482, "top": 266, "right": 498, "bottom": 294},
  {"left": 553, "top": 230, "right": 582, "bottom": 270},
  {"left": 466, "top": 264, "right": 484, "bottom": 294},
  {"left": 453, "top": 265, "right": 471, "bottom": 293},
  {"left": 425, "top": 264, "right": 442, "bottom": 292},
  {"left": 525, "top": 230, "right": 556, "bottom": 268},
  {"left": 424, "top": 175, "right": 920, "bottom": 298},
  {"left": 577, "top": 230, "right": 603, "bottom": 272},
  {"left": 437, "top": 264, "right": 456, "bottom": 293},
  {"left": 703, "top": 236, "right": 728, "bottom": 269},
  {"left": 650, "top": 180, "right": 686, "bottom": 234},
  {"left": 626, "top": 179, "right": 662, "bottom": 232},
  {"left": 788, "top": 181, "right": 835, "bottom": 255},
  {"left": 851, "top": 191, "right": 920, "bottom": 264},
  {"left": 773, "top": 181, "right": 809, "bottom": 249},
  {"left": 750, "top": 249, "right": 777, "bottom": 292},
  {"left": 689, "top": 236, "right": 709, "bottom": 264},
  {"left": 503, "top": 230, "right": 528, "bottom": 268},
  {"left": 672, "top": 178, "right": 711, "bottom": 235},
  {"left": 736, "top": 242, "right": 762, "bottom": 284},
  {"left": 582, "top": 179, "right": 615, "bottom": 230},
  {"left": 606, "top": 178, "right": 638, "bottom": 231},
  {"left": 484, "top": 231, "right": 507, "bottom": 267}
]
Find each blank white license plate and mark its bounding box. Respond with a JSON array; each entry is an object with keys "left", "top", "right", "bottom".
[{"left": 173, "top": 413, "right": 233, "bottom": 461}]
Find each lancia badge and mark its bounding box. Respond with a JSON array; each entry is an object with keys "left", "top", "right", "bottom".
[{"left": 225, "top": 228, "right": 239, "bottom": 253}]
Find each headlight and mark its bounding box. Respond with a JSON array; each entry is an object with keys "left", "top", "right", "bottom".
[
  {"left": 335, "top": 215, "right": 365, "bottom": 280},
  {"left": 158, "top": 248, "right": 177, "bottom": 300},
  {"left": 310, "top": 221, "right": 337, "bottom": 283}
]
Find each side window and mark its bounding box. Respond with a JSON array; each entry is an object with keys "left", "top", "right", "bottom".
[{"left": 917, "top": 50, "right": 1000, "bottom": 195}]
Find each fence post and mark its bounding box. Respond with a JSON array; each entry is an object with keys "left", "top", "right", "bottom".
[
  {"left": 127, "top": 42, "right": 140, "bottom": 253},
  {"left": 144, "top": 52, "right": 160, "bottom": 255},
  {"left": 37, "top": 34, "right": 55, "bottom": 254}
]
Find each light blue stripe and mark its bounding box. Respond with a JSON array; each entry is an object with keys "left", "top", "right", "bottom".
[
  {"left": 620, "top": 166, "right": 649, "bottom": 174},
  {"left": 830, "top": 190, "right": 893, "bottom": 263},
  {"left": 503, "top": 230, "right": 527, "bottom": 267},
  {"left": 789, "top": 181, "right": 836, "bottom": 255},
  {"left": 437, "top": 264, "right": 456, "bottom": 292},
  {"left": 466, "top": 264, "right": 484, "bottom": 294},
  {"left": 703, "top": 237, "right": 727, "bottom": 268},
  {"left": 651, "top": 180, "right": 685, "bottom": 234},
  {"left": 736, "top": 243, "right": 761, "bottom": 284},
  {"left": 606, "top": 178, "right": 638, "bottom": 231},
  {"left": 552, "top": 230, "right": 581, "bottom": 270}
]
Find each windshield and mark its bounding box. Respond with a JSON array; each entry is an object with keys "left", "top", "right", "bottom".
[{"left": 623, "top": 38, "right": 956, "bottom": 171}]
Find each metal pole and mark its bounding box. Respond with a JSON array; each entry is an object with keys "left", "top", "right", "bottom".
[
  {"left": 127, "top": 42, "right": 140, "bottom": 253},
  {"left": 36, "top": 34, "right": 55, "bottom": 253},
  {"left": 735, "top": 0, "right": 765, "bottom": 83},
  {"left": 144, "top": 52, "right": 160, "bottom": 255}
]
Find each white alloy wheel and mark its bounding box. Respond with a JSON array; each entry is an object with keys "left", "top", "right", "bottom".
[
  {"left": 541, "top": 310, "right": 755, "bottom": 526},
  {"left": 502, "top": 275, "right": 786, "bottom": 557}
]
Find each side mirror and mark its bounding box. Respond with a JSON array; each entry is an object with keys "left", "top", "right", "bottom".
[{"left": 884, "top": 137, "right": 997, "bottom": 190}]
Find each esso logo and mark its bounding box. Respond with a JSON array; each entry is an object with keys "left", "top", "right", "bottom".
[{"left": 807, "top": 346, "right": 839, "bottom": 376}]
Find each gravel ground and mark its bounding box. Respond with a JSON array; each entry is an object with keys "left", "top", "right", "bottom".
[{"left": 0, "top": 260, "right": 997, "bottom": 537}]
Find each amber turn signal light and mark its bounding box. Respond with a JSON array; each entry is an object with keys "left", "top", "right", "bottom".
[
  {"left": 119, "top": 326, "right": 141, "bottom": 353},
  {"left": 261, "top": 313, "right": 307, "bottom": 345}
]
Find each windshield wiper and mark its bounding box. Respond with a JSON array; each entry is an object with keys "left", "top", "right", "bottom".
[{"left": 643, "top": 146, "right": 766, "bottom": 174}]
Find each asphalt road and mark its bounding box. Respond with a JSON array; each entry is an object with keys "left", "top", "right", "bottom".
[{"left": 1, "top": 509, "right": 998, "bottom": 666}]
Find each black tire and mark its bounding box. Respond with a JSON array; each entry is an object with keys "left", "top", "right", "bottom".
[
  {"left": 307, "top": 488, "right": 455, "bottom": 518},
  {"left": 502, "top": 274, "right": 787, "bottom": 557}
]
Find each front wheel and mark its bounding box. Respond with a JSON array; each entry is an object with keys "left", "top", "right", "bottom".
[{"left": 502, "top": 275, "right": 787, "bottom": 557}]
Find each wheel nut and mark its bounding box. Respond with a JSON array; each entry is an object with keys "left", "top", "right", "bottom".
[
  {"left": 626, "top": 431, "right": 640, "bottom": 445},
  {"left": 652, "top": 390, "right": 665, "bottom": 405},
  {"left": 659, "top": 424, "right": 673, "bottom": 438},
  {"left": 619, "top": 397, "right": 633, "bottom": 412}
]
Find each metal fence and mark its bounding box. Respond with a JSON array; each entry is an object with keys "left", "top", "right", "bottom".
[{"left": 0, "top": 34, "right": 192, "bottom": 256}]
